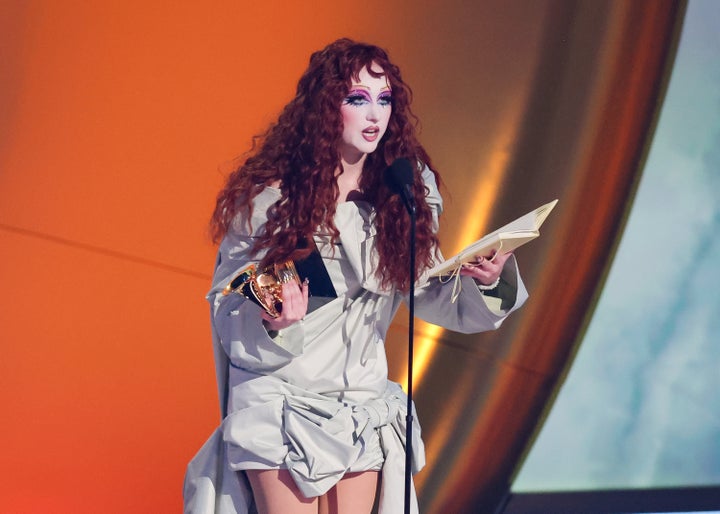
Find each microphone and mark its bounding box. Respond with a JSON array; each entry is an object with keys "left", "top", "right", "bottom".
[{"left": 384, "top": 157, "right": 416, "bottom": 214}]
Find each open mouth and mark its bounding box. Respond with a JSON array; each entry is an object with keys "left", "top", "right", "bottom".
[{"left": 362, "top": 127, "right": 380, "bottom": 141}]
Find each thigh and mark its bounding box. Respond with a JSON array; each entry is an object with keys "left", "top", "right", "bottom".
[
  {"left": 245, "top": 469, "right": 318, "bottom": 514},
  {"left": 319, "top": 471, "right": 380, "bottom": 514}
]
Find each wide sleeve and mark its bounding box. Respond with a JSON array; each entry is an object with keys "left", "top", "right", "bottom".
[
  {"left": 413, "top": 254, "right": 528, "bottom": 333},
  {"left": 207, "top": 187, "right": 307, "bottom": 374},
  {"left": 412, "top": 164, "right": 528, "bottom": 333},
  {"left": 211, "top": 292, "right": 306, "bottom": 372}
]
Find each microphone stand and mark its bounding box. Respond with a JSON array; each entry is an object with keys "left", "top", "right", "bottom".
[
  {"left": 383, "top": 158, "right": 419, "bottom": 514},
  {"left": 403, "top": 198, "right": 416, "bottom": 514}
]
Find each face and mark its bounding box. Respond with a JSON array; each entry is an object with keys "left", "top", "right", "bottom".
[{"left": 339, "top": 64, "right": 392, "bottom": 163}]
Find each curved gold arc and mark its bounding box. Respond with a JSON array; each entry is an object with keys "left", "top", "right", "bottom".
[{"left": 412, "top": 2, "right": 685, "bottom": 512}]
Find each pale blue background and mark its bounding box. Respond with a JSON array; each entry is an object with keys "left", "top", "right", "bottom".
[{"left": 514, "top": 0, "right": 720, "bottom": 493}]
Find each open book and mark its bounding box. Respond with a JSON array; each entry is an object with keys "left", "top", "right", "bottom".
[{"left": 428, "top": 199, "right": 558, "bottom": 277}]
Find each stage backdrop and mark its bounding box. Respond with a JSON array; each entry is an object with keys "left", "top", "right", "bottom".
[
  {"left": 0, "top": 1, "right": 683, "bottom": 512},
  {"left": 514, "top": 0, "right": 720, "bottom": 495}
]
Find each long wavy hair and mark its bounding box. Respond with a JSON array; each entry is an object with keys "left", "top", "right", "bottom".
[{"left": 210, "top": 38, "right": 441, "bottom": 291}]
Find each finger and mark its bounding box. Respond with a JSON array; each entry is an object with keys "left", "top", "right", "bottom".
[
  {"left": 461, "top": 259, "right": 504, "bottom": 283},
  {"left": 280, "top": 283, "right": 300, "bottom": 316},
  {"left": 282, "top": 280, "right": 300, "bottom": 300},
  {"left": 487, "top": 257, "right": 503, "bottom": 270},
  {"left": 282, "top": 281, "right": 308, "bottom": 319},
  {"left": 493, "top": 251, "right": 512, "bottom": 267},
  {"left": 459, "top": 268, "right": 477, "bottom": 278},
  {"left": 301, "top": 278, "right": 310, "bottom": 303},
  {"left": 463, "top": 256, "right": 486, "bottom": 270},
  {"left": 459, "top": 266, "right": 491, "bottom": 280}
]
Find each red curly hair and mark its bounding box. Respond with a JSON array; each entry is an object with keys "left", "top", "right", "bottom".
[{"left": 210, "top": 38, "right": 441, "bottom": 292}]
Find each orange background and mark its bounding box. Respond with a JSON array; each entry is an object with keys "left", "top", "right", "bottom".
[
  {"left": 1, "top": 2, "right": 503, "bottom": 511},
  {"left": 0, "top": 1, "right": 681, "bottom": 512}
]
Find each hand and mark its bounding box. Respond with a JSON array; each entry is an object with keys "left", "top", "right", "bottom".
[
  {"left": 261, "top": 279, "right": 310, "bottom": 331},
  {"left": 459, "top": 251, "right": 511, "bottom": 286}
]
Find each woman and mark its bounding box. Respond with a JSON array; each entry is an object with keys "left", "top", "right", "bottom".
[{"left": 184, "top": 38, "right": 527, "bottom": 514}]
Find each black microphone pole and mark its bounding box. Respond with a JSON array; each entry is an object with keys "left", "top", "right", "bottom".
[
  {"left": 404, "top": 198, "right": 416, "bottom": 514},
  {"left": 383, "top": 157, "right": 418, "bottom": 514}
]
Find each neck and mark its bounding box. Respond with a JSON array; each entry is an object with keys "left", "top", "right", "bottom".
[
  {"left": 337, "top": 154, "right": 367, "bottom": 203},
  {"left": 340, "top": 152, "right": 366, "bottom": 176}
]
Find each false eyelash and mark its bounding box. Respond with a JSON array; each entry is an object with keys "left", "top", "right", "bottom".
[
  {"left": 378, "top": 93, "right": 393, "bottom": 106},
  {"left": 343, "top": 94, "right": 369, "bottom": 106}
]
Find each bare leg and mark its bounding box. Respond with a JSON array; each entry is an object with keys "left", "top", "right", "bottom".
[
  {"left": 246, "top": 469, "right": 318, "bottom": 514},
  {"left": 318, "top": 471, "right": 380, "bottom": 514}
]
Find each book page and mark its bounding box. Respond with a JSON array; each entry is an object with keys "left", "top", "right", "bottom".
[{"left": 427, "top": 199, "right": 558, "bottom": 277}]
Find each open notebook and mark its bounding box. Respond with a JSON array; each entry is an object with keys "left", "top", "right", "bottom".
[{"left": 428, "top": 199, "right": 558, "bottom": 277}]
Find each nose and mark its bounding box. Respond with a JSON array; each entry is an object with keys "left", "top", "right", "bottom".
[{"left": 366, "top": 102, "right": 380, "bottom": 122}]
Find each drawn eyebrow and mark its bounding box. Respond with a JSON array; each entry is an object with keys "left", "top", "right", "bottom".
[
  {"left": 346, "top": 89, "right": 372, "bottom": 99},
  {"left": 349, "top": 84, "right": 392, "bottom": 92}
]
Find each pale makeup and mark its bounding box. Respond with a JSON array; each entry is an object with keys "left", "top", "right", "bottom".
[{"left": 339, "top": 65, "right": 392, "bottom": 163}]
